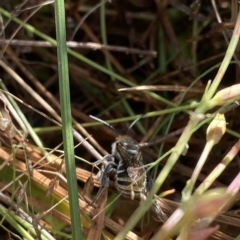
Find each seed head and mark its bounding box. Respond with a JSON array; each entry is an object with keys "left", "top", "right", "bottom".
[
  {"left": 211, "top": 84, "right": 240, "bottom": 106},
  {"left": 206, "top": 113, "right": 226, "bottom": 145}
]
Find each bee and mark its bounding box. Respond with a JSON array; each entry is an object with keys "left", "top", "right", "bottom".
[
  {"left": 90, "top": 115, "right": 167, "bottom": 221},
  {"left": 110, "top": 135, "right": 148, "bottom": 200},
  {"left": 90, "top": 115, "right": 150, "bottom": 200}
]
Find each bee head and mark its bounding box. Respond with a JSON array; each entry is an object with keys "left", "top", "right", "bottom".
[{"left": 115, "top": 135, "right": 139, "bottom": 151}]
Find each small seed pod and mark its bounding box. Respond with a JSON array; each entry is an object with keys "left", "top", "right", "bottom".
[
  {"left": 206, "top": 113, "right": 226, "bottom": 145},
  {"left": 210, "top": 84, "right": 240, "bottom": 107}
]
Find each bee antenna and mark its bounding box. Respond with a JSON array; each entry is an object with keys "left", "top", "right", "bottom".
[
  {"left": 90, "top": 115, "right": 119, "bottom": 136},
  {"left": 127, "top": 115, "right": 143, "bottom": 135}
]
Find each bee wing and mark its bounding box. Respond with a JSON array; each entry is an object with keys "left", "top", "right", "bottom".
[
  {"left": 117, "top": 142, "right": 145, "bottom": 183},
  {"left": 127, "top": 150, "right": 145, "bottom": 182},
  {"left": 116, "top": 143, "right": 135, "bottom": 165},
  {"left": 117, "top": 140, "right": 143, "bottom": 162}
]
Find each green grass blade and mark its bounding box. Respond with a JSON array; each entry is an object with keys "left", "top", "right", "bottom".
[{"left": 54, "top": 0, "right": 82, "bottom": 239}]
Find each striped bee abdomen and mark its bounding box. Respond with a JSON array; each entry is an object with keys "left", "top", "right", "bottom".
[{"left": 115, "top": 159, "right": 147, "bottom": 200}]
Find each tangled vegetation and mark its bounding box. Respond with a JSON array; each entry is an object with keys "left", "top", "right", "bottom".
[{"left": 0, "top": 0, "right": 240, "bottom": 239}]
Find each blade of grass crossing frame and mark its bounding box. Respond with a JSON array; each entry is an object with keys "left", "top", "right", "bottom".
[{"left": 54, "top": 0, "right": 82, "bottom": 239}]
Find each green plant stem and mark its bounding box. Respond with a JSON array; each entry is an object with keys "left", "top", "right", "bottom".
[
  {"left": 195, "top": 140, "right": 240, "bottom": 195},
  {"left": 205, "top": 10, "right": 240, "bottom": 100},
  {"left": 182, "top": 141, "right": 214, "bottom": 202},
  {"left": 0, "top": 204, "right": 35, "bottom": 240},
  {"left": 54, "top": 0, "right": 82, "bottom": 239},
  {"left": 116, "top": 9, "right": 240, "bottom": 240}
]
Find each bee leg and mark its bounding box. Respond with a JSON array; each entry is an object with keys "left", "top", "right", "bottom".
[
  {"left": 100, "top": 172, "right": 110, "bottom": 187},
  {"left": 140, "top": 193, "right": 146, "bottom": 201},
  {"left": 87, "top": 185, "right": 106, "bottom": 208},
  {"left": 91, "top": 157, "right": 117, "bottom": 207},
  {"left": 104, "top": 162, "right": 117, "bottom": 173},
  {"left": 93, "top": 154, "right": 114, "bottom": 167},
  {"left": 93, "top": 154, "right": 115, "bottom": 182},
  {"left": 130, "top": 185, "right": 135, "bottom": 200},
  {"left": 90, "top": 162, "right": 117, "bottom": 207},
  {"left": 93, "top": 163, "right": 117, "bottom": 204},
  {"left": 101, "top": 162, "right": 117, "bottom": 187},
  {"left": 145, "top": 174, "right": 153, "bottom": 194}
]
